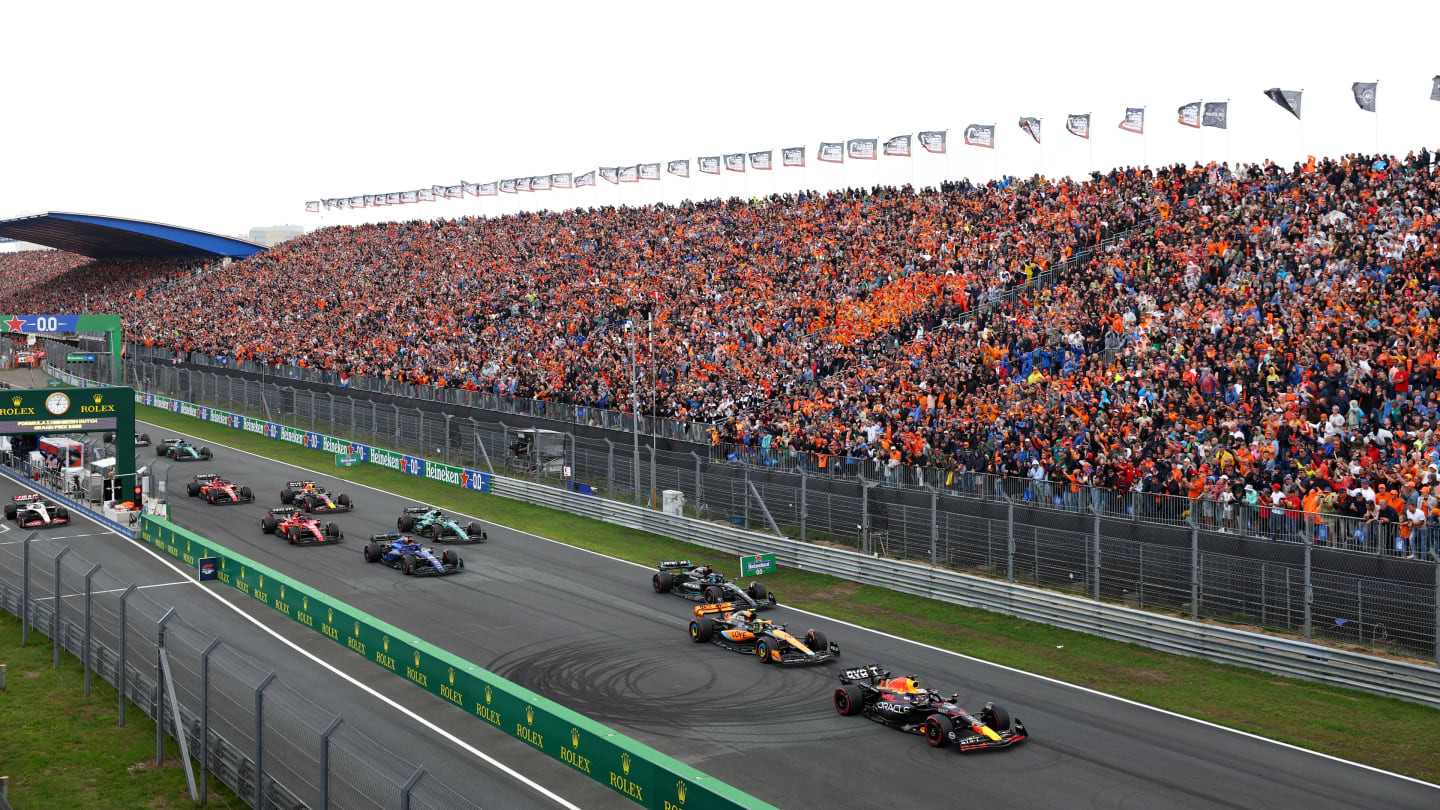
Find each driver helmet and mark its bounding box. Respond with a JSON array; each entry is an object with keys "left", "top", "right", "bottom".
[
  {"left": 886, "top": 676, "right": 921, "bottom": 694},
  {"left": 740, "top": 609, "right": 757, "bottom": 622}
]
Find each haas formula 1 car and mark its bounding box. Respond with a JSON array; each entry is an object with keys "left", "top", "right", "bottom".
[
  {"left": 4, "top": 493, "right": 70, "bottom": 528},
  {"left": 187, "top": 473, "right": 255, "bottom": 504},
  {"left": 688, "top": 602, "right": 839, "bottom": 665},
  {"left": 362, "top": 533, "right": 464, "bottom": 575},
  {"left": 833, "top": 665, "right": 1028, "bottom": 752},
  {"left": 157, "top": 438, "right": 213, "bottom": 461},
  {"left": 280, "top": 481, "right": 353, "bottom": 513},
  {"left": 396, "top": 506, "right": 486, "bottom": 543},
  {"left": 652, "top": 560, "right": 777, "bottom": 610},
  {"left": 260, "top": 506, "right": 343, "bottom": 545}
]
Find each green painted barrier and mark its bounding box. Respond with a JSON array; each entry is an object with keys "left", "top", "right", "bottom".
[{"left": 140, "top": 515, "right": 771, "bottom": 810}]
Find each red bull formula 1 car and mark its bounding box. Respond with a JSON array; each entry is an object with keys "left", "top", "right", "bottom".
[
  {"left": 833, "top": 665, "right": 1028, "bottom": 752},
  {"left": 4, "top": 493, "right": 70, "bottom": 528},
  {"left": 280, "top": 481, "right": 354, "bottom": 513},
  {"left": 187, "top": 473, "right": 255, "bottom": 504},
  {"left": 260, "top": 506, "right": 343, "bottom": 545},
  {"left": 688, "top": 602, "right": 839, "bottom": 665},
  {"left": 652, "top": 560, "right": 777, "bottom": 610}
]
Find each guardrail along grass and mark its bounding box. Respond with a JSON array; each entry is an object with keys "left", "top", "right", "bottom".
[
  {"left": 0, "top": 612, "right": 244, "bottom": 810},
  {"left": 135, "top": 404, "right": 1440, "bottom": 783}
]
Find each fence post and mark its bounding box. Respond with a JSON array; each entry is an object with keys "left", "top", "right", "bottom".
[
  {"left": 392, "top": 404, "right": 401, "bottom": 449},
  {"left": 154, "top": 607, "right": 175, "bottom": 765},
  {"left": 605, "top": 439, "right": 614, "bottom": 500},
  {"left": 253, "top": 672, "right": 277, "bottom": 809},
  {"left": 21, "top": 532, "right": 33, "bottom": 645},
  {"left": 444, "top": 414, "right": 453, "bottom": 466},
  {"left": 53, "top": 547, "right": 72, "bottom": 669},
  {"left": 929, "top": 486, "right": 938, "bottom": 567},
  {"left": 1190, "top": 516, "right": 1200, "bottom": 623},
  {"left": 1006, "top": 497, "right": 1015, "bottom": 584},
  {"left": 1303, "top": 541, "right": 1313, "bottom": 645},
  {"left": 743, "top": 466, "right": 751, "bottom": 531},
  {"left": 693, "top": 452, "right": 706, "bottom": 520},
  {"left": 117, "top": 584, "right": 135, "bottom": 726},
  {"left": 400, "top": 765, "right": 426, "bottom": 810},
  {"left": 796, "top": 463, "right": 806, "bottom": 542},
  {"left": 200, "top": 638, "right": 220, "bottom": 804},
  {"left": 320, "top": 715, "right": 343, "bottom": 809},
  {"left": 83, "top": 563, "right": 101, "bottom": 696},
  {"left": 1092, "top": 507, "right": 1101, "bottom": 602},
  {"left": 371, "top": 401, "right": 378, "bottom": 448},
  {"left": 859, "top": 478, "right": 869, "bottom": 555}
]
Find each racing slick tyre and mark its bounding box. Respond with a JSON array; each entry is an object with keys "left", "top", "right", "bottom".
[
  {"left": 363, "top": 544, "right": 379, "bottom": 562},
  {"left": 981, "top": 703, "right": 1011, "bottom": 733},
  {"left": 834, "top": 684, "right": 864, "bottom": 716},
  {"left": 240, "top": 486, "right": 254, "bottom": 502},
  {"left": 338, "top": 493, "right": 352, "bottom": 507},
  {"left": 441, "top": 549, "right": 458, "bottom": 568},
  {"left": 288, "top": 531, "right": 297, "bottom": 545},
  {"left": 207, "top": 490, "right": 217, "bottom": 504},
  {"left": 924, "top": 715, "right": 955, "bottom": 748},
  {"left": 4, "top": 504, "right": 15, "bottom": 521},
  {"left": 261, "top": 516, "right": 278, "bottom": 534},
  {"left": 652, "top": 571, "right": 673, "bottom": 593},
  {"left": 398, "top": 515, "right": 415, "bottom": 531},
  {"left": 156, "top": 445, "right": 167, "bottom": 456},
  {"left": 280, "top": 488, "right": 294, "bottom": 504},
  {"left": 55, "top": 507, "right": 68, "bottom": 521},
  {"left": 755, "top": 639, "right": 774, "bottom": 664},
  {"left": 140, "top": 433, "right": 151, "bottom": 444},
  {"left": 467, "top": 522, "right": 486, "bottom": 542},
  {"left": 703, "top": 585, "right": 725, "bottom": 604},
  {"left": 747, "top": 582, "right": 768, "bottom": 601},
  {"left": 427, "top": 525, "right": 442, "bottom": 540},
  {"left": 325, "top": 522, "right": 340, "bottom": 539},
  {"left": 688, "top": 617, "right": 714, "bottom": 643},
  {"left": 187, "top": 481, "right": 201, "bottom": 497},
  {"left": 299, "top": 496, "right": 313, "bottom": 512},
  {"left": 402, "top": 554, "right": 419, "bottom": 575},
  {"left": 200, "top": 448, "right": 213, "bottom": 460},
  {"left": 805, "top": 629, "right": 829, "bottom": 653}
]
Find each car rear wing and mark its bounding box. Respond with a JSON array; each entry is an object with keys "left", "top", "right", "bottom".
[
  {"left": 12, "top": 493, "right": 40, "bottom": 502},
  {"left": 401, "top": 506, "right": 431, "bottom": 515},
  {"left": 286, "top": 480, "right": 316, "bottom": 488},
  {"left": 160, "top": 438, "right": 182, "bottom": 445},
  {"left": 657, "top": 559, "right": 693, "bottom": 570},
  {"left": 370, "top": 532, "right": 406, "bottom": 541},
  {"left": 193, "top": 473, "right": 220, "bottom": 482},
  {"left": 269, "top": 505, "right": 301, "bottom": 516},
  {"left": 838, "top": 665, "right": 890, "bottom": 685},
  {"left": 693, "top": 601, "right": 741, "bottom": 618}
]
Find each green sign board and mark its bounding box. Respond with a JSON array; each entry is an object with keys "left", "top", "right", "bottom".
[
  {"left": 46, "top": 379, "right": 64, "bottom": 387},
  {"left": 335, "top": 453, "right": 362, "bottom": 467},
  {"left": 740, "top": 553, "right": 776, "bottom": 577},
  {"left": 66, "top": 352, "right": 98, "bottom": 362}
]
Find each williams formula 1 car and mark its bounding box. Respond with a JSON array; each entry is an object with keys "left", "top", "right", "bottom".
[
  {"left": 652, "top": 560, "right": 777, "bottom": 610},
  {"left": 362, "top": 533, "right": 464, "bottom": 575},
  {"left": 833, "top": 665, "right": 1028, "bottom": 751},
  {"left": 280, "top": 481, "right": 353, "bottom": 513},
  {"left": 157, "top": 438, "right": 213, "bottom": 461},
  {"left": 187, "top": 473, "right": 255, "bottom": 504},
  {"left": 688, "top": 602, "right": 839, "bottom": 665},
  {"left": 396, "top": 506, "right": 487, "bottom": 543},
  {"left": 260, "top": 506, "right": 343, "bottom": 545},
  {"left": 4, "top": 493, "right": 70, "bottom": 528}
]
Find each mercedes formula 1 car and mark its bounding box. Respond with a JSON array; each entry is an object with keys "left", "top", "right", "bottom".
[
  {"left": 280, "top": 481, "right": 353, "bottom": 513},
  {"left": 157, "top": 438, "right": 212, "bottom": 461},
  {"left": 396, "top": 506, "right": 487, "bottom": 543},
  {"left": 4, "top": 493, "right": 70, "bottom": 528},
  {"left": 833, "top": 665, "right": 1028, "bottom": 751},
  {"left": 362, "top": 533, "right": 464, "bottom": 575},
  {"left": 187, "top": 473, "right": 255, "bottom": 504},
  {"left": 688, "top": 602, "right": 839, "bottom": 665},
  {"left": 260, "top": 506, "right": 343, "bottom": 545},
  {"left": 652, "top": 560, "right": 777, "bottom": 610}
]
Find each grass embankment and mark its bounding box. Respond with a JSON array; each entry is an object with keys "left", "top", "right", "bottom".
[
  {"left": 137, "top": 405, "right": 1440, "bottom": 783},
  {"left": 0, "top": 611, "right": 243, "bottom": 809}
]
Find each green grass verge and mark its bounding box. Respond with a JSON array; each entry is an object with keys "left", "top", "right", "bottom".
[
  {"left": 0, "top": 611, "right": 244, "bottom": 809},
  {"left": 136, "top": 404, "right": 1440, "bottom": 783}
]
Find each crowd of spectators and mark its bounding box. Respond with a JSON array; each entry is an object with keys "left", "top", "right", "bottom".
[{"left": 2, "top": 147, "right": 1438, "bottom": 555}]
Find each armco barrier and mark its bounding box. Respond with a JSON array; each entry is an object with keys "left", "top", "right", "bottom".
[{"left": 139, "top": 514, "right": 771, "bottom": 810}]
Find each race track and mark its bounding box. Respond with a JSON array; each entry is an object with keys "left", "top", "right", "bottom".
[{"left": 144, "top": 419, "right": 1440, "bottom": 809}]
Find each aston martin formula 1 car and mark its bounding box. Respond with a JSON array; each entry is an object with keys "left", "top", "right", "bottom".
[
  {"left": 651, "top": 560, "right": 777, "bottom": 610},
  {"left": 4, "top": 493, "right": 70, "bottom": 528},
  {"left": 280, "top": 481, "right": 353, "bottom": 513},
  {"left": 187, "top": 473, "right": 255, "bottom": 504},
  {"left": 688, "top": 602, "right": 839, "bottom": 665},
  {"left": 157, "top": 438, "right": 212, "bottom": 461},
  {"left": 260, "top": 506, "right": 343, "bottom": 545},
  {"left": 362, "top": 533, "right": 464, "bottom": 575},
  {"left": 396, "top": 506, "right": 487, "bottom": 543},
  {"left": 833, "top": 665, "right": 1028, "bottom": 751}
]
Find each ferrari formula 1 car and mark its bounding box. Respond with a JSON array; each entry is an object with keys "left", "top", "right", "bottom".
[
  {"left": 260, "top": 506, "right": 343, "bottom": 545},
  {"left": 157, "top": 438, "right": 213, "bottom": 461},
  {"left": 652, "top": 560, "right": 777, "bottom": 610},
  {"left": 688, "top": 602, "right": 839, "bottom": 665},
  {"left": 833, "top": 665, "right": 1028, "bottom": 752},
  {"left": 4, "top": 493, "right": 70, "bottom": 528},
  {"left": 362, "top": 533, "right": 464, "bottom": 575},
  {"left": 187, "top": 473, "right": 255, "bottom": 504},
  {"left": 280, "top": 481, "right": 354, "bottom": 513},
  {"left": 395, "top": 506, "right": 487, "bottom": 543}
]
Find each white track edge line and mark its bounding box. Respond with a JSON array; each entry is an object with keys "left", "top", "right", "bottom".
[{"left": 141, "top": 418, "right": 1440, "bottom": 790}]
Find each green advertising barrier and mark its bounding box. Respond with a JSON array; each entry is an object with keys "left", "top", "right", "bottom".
[{"left": 140, "top": 515, "right": 771, "bottom": 810}]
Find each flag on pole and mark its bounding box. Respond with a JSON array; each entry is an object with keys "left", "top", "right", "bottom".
[
  {"left": 551, "top": 172, "right": 573, "bottom": 189},
  {"left": 964, "top": 124, "right": 995, "bottom": 149},
  {"left": 698, "top": 156, "right": 721, "bottom": 174},
  {"left": 531, "top": 175, "right": 552, "bottom": 191},
  {"left": 748, "top": 151, "right": 772, "bottom": 170},
  {"left": 386, "top": 193, "right": 401, "bottom": 204},
  {"left": 575, "top": 171, "right": 596, "bottom": 187},
  {"left": 818, "top": 142, "right": 844, "bottom": 163},
  {"left": 598, "top": 167, "right": 620, "bottom": 184},
  {"left": 401, "top": 191, "right": 419, "bottom": 203},
  {"left": 1351, "top": 82, "right": 1377, "bottom": 112},
  {"left": 918, "top": 131, "right": 947, "bottom": 154},
  {"left": 1178, "top": 102, "right": 1201, "bottom": 128},
  {"left": 417, "top": 189, "right": 435, "bottom": 202},
  {"left": 348, "top": 196, "right": 362, "bottom": 207},
  {"left": 724, "top": 153, "right": 746, "bottom": 172},
  {"left": 618, "top": 165, "right": 639, "bottom": 183},
  {"left": 1432, "top": 77, "right": 1440, "bottom": 102},
  {"left": 1119, "top": 108, "right": 1145, "bottom": 134},
  {"left": 638, "top": 163, "right": 660, "bottom": 180},
  {"left": 1202, "top": 102, "right": 1228, "bottom": 129},
  {"left": 847, "top": 138, "right": 878, "bottom": 159},
  {"left": 431, "top": 185, "right": 445, "bottom": 197},
  {"left": 445, "top": 185, "right": 463, "bottom": 198},
  {"left": 363, "top": 195, "right": 376, "bottom": 206},
  {"left": 782, "top": 146, "right": 806, "bottom": 166},
  {"left": 1066, "top": 113, "right": 1091, "bottom": 139},
  {"left": 667, "top": 159, "right": 690, "bottom": 178},
  {"left": 1018, "top": 117, "right": 1041, "bottom": 144},
  {"left": 305, "top": 201, "right": 320, "bottom": 213},
  {"left": 515, "top": 178, "right": 532, "bottom": 192},
  {"left": 461, "top": 181, "right": 478, "bottom": 196},
  {"left": 476, "top": 182, "right": 497, "bottom": 196},
  {"left": 499, "top": 179, "right": 517, "bottom": 194},
  {"left": 883, "top": 135, "right": 911, "bottom": 157},
  {"left": 1263, "top": 88, "right": 1302, "bottom": 119}
]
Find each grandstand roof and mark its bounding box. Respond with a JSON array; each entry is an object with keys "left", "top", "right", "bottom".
[{"left": 0, "top": 212, "right": 265, "bottom": 259}]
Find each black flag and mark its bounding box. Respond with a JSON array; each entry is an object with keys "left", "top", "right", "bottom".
[
  {"left": 1202, "top": 102, "right": 1228, "bottom": 130},
  {"left": 1263, "top": 88, "right": 1302, "bottom": 120},
  {"left": 1431, "top": 76, "right": 1440, "bottom": 102},
  {"left": 1351, "top": 82, "right": 1377, "bottom": 112}
]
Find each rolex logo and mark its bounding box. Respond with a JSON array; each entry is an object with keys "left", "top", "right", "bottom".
[
  {"left": 677, "top": 780, "right": 687, "bottom": 803},
  {"left": 280, "top": 585, "right": 285, "bottom": 598},
  {"left": 414, "top": 650, "right": 421, "bottom": 668},
  {"left": 525, "top": 705, "right": 534, "bottom": 724},
  {"left": 258, "top": 574, "right": 264, "bottom": 588},
  {"left": 304, "top": 597, "right": 309, "bottom": 610},
  {"left": 571, "top": 727, "right": 580, "bottom": 748},
  {"left": 448, "top": 667, "right": 455, "bottom": 685},
  {"left": 10, "top": 396, "right": 19, "bottom": 407},
  {"left": 92, "top": 393, "right": 103, "bottom": 404},
  {"left": 485, "top": 685, "right": 493, "bottom": 704},
  {"left": 621, "top": 752, "right": 631, "bottom": 776},
  {"left": 383, "top": 635, "right": 390, "bottom": 652}
]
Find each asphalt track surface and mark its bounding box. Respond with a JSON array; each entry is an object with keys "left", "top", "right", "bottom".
[
  {"left": 0, "top": 474, "right": 627, "bottom": 810},
  {"left": 141, "top": 420, "right": 1439, "bottom": 810}
]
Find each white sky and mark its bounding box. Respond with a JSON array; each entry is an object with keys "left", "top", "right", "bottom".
[{"left": 1, "top": 0, "right": 1437, "bottom": 241}]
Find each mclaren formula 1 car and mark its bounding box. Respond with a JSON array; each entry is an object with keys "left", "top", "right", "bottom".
[
  {"left": 362, "top": 533, "right": 464, "bottom": 575},
  {"left": 4, "top": 493, "right": 70, "bottom": 528},
  {"left": 651, "top": 560, "right": 777, "bottom": 610},
  {"left": 396, "top": 506, "right": 487, "bottom": 543},
  {"left": 833, "top": 665, "right": 1028, "bottom": 752},
  {"left": 280, "top": 481, "right": 353, "bottom": 513},
  {"left": 260, "top": 506, "right": 343, "bottom": 545},
  {"left": 187, "top": 473, "right": 255, "bottom": 504},
  {"left": 157, "top": 438, "right": 213, "bottom": 461},
  {"left": 688, "top": 602, "right": 839, "bottom": 665}
]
